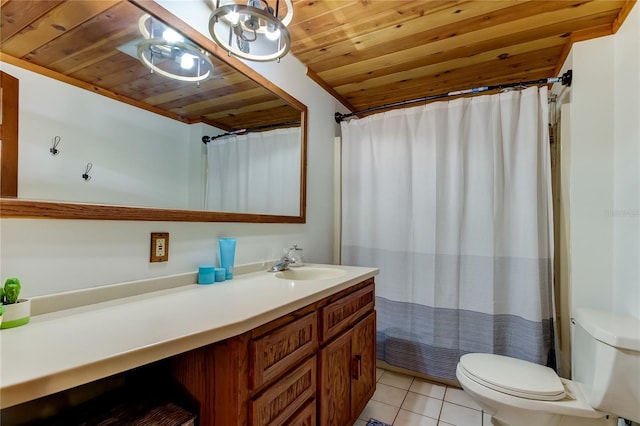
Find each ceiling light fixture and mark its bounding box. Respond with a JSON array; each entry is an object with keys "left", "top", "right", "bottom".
[
  {"left": 137, "top": 14, "right": 214, "bottom": 83},
  {"left": 208, "top": 0, "right": 293, "bottom": 62}
]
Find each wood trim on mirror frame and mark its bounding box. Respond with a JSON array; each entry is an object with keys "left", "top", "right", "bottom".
[
  {"left": 0, "top": 199, "right": 306, "bottom": 223},
  {"left": 1, "top": 71, "right": 19, "bottom": 198},
  {"left": 0, "top": 0, "right": 307, "bottom": 223}
]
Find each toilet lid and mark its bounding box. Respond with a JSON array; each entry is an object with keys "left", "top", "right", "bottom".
[{"left": 459, "top": 353, "right": 566, "bottom": 401}]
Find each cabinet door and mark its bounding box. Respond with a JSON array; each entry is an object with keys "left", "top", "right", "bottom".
[
  {"left": 318, "top": 328, "right": 353, "bottom": 426},
  {"left": 351, "top": 311, "right": 376, "bottom": 420}
]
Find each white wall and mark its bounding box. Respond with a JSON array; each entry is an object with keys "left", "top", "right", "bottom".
[
  {"left": 563, "top": 2, "right": 640, "bottom": 319},
  {"left": 0, "top": 1, "right": 342, "bottom": 297},
  {"left": 4, "top": 62, "right": 192, "bottom": 209},
  {"left": 612, "top": 1, "right": 640, "bottom": 318}
]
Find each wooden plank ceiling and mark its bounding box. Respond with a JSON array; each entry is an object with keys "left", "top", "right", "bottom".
[
  {"left": 0, "top": 0, "right": 301, "bottom": 132},
  {"left": 1, "top": 0, "right": 634, "bottom": 124},
  {"left": 288, "top": 0, "right": 634, "bottom": 114}
]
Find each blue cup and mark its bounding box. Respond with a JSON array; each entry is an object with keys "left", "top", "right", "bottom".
[
  {"left": 214, "top": 268, "right": 226, "bottom": 282},
  {"left": 198, "top": 265, "right": 215, "bottom": 285}
]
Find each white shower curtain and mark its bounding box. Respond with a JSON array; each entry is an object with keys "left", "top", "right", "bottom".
[
  {"left": 206, "top": 127, "right": 300, "bottom": 215},
  {"left": 341, "top": 87, "right": 555, "bottom": 381}
]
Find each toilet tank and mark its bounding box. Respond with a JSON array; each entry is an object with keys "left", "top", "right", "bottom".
[{"left": 572, "top": 308, "right": 640, "bottom": 423}]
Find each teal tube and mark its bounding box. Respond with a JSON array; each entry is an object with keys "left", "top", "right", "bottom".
[{"left": 219, "top": 238, "right": 236, "bottom": 280}]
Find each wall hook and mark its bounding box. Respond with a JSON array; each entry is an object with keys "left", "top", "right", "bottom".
[
  {"left": 50, "top": 136, "right": 61, "bottom": 155},
  {"left": 82, "top": 163, "right": 93, "bottom": 181}
]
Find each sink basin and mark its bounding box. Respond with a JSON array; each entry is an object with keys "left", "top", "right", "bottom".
[{"left": 274, "top": 267, "right": 347, "bottom": 281}]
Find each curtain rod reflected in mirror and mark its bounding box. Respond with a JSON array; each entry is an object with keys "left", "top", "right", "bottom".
[
  {"left": 0, "top": 0, "right": 307, "bottom": 223},
  {"left": 202, "top": 120, "right": 301, "bottom": 143}
]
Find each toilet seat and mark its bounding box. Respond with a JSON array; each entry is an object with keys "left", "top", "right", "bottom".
[
  {"left": 456, "top": 363, "right": 611, "bottom": 423},
  {"left": 458, "top": 353, "right": 566, "bottom": 401}
]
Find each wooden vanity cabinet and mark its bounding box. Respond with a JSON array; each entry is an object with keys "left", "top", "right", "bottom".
[{"left": 170, "top": 278, "right": 375, "bottom": 426}]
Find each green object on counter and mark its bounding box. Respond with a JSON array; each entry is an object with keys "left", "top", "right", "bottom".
[
  {"left": 1, "top": 316, "right": 29, "bottom": 329},
  {"left": 4, "top": 278, "right": 21, "bottom": 304},
  {"left": 0, "top": 298, "right": 31, "bottom": 329}
]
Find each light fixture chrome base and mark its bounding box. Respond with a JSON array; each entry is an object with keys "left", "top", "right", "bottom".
[
  {"left": 209, "top": 1, "right": 292, "bottom": 62},
  {"left": 137, "top": 14, "right": 214, "bottom": 83}
]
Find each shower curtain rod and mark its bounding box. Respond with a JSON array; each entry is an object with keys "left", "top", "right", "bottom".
[
  {"left": 202, "top": 120, "right": 301, "bottom": 144},
  {"left": 334, "top": 70, "right": 573, "bottom": 123}
]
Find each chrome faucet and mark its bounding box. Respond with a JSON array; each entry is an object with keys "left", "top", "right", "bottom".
[{"left": 268, "top": 256, "right": 291, "bottom": 272}]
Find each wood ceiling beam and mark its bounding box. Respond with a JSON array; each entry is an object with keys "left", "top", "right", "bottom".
[
  {"left": 306, "top": 67, "right": 356, "bottom": 112},
  {"left": 551, "top": 0, "right": 635, "bottom": 78},
  {"left": 612, "top": 0, "right": 637, "bottom": 32}
]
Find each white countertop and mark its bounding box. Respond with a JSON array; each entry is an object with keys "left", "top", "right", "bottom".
[{"left": 0, "top": 264, "right": 378, "bottom": 409}]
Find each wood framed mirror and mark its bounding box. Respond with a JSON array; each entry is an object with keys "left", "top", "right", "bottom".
[{"left": 0, "top": 0, "right": 307, "bottom": 223}]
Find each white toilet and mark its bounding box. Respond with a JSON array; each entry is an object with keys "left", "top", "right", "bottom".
[{"left": 456, "top": 307, "right": 640, "bottom": 426}]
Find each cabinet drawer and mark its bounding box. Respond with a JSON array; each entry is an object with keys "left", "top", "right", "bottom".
[
  {"left": 250, "top": 356, "right": 317, "bottom": 426},
  {"left": 320, "top": 283, "right": 375, "bottom": 344},
  {"left": 251, "top": 312, "right": 318, "bottom": 390},
  {"left": 285, "top": 399, "right": 316, "bottom": 426}
]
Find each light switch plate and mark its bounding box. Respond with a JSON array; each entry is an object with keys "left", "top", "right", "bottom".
[{"left": 150, "top": 232, "right": 169, "bottom": 262}]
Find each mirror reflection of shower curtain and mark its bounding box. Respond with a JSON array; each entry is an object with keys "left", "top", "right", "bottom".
[
  {"left": 341, "top": 87, "right": 555, "bottom": 381},
  {"left": 206, "top": 127, "right": 300, "bottom": 215}
]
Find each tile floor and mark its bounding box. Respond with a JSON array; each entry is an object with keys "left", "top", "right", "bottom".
[{"left": 354, "top": 368, "right": 492, "bottom": 426}]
